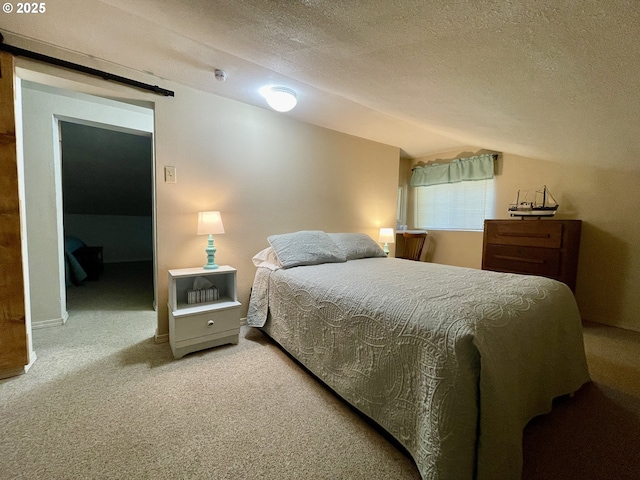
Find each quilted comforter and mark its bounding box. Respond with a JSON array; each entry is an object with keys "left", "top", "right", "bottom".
[{"left": 247, "top": 257, "right": 590, "bottom": 479}]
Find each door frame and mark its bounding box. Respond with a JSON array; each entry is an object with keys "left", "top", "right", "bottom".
[{"left": 14, "top": 64, "right": 158, "bottom": 369}]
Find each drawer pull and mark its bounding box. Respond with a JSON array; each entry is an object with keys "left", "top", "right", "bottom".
[
  {"left": 498, "top": 232, "right": 551, "bottom": 239},
  {"left": 207, "top": 320, "right": 215, "bottom": 327},
  {"left": 494, "top": 254, "right": 545, "bottom": 264}
]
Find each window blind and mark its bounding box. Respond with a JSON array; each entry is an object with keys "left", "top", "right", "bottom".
[{"left": 415, "top": 179, "right": 495, "bottom": 231}]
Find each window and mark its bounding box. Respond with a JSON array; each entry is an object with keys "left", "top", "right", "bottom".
[
  {"left": 415, "top": 179, "right": 494, "bottom": 231},
  {"left": 396, "top": 186, "right": 406, "bottom": 226}
]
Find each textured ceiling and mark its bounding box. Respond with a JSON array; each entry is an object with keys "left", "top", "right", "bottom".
[{"left": 1, "top": 0, "right": 639, "bottom": 169}]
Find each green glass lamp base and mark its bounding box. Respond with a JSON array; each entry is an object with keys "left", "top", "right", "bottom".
[{"left": 203, "top": 234, "right": 219, "bottom": 269}]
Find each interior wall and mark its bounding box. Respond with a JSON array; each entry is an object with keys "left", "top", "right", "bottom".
[
  {"left": 153, "top": 82, "right": 400, "bottom": 337},
  {"left": 403, "top": 147, "right": 640, "bottom": 333},
  {"left": 15, "top": 55, "right": 400, "bottom": 341},
  {"left": 20, "top": 81, "right": 154, "bottom": 327}
]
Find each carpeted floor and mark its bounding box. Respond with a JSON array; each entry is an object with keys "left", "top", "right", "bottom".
[
  {"left": 522, "top": 321, "right": 640, "bottom": 479},
  {"left": 1, "top": 262, "right": 420, "bottom": 479},
  {"left": 1, "top": 262, "right": 639, "bottom": 479}
]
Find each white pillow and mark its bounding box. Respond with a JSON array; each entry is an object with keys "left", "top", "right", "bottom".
[
  {"left": 267, "top": 230, "right": 347, "bottom": 269},
  {"left": 328, "top": 233, "right": 387, "bottom": 260},
  {"left": 252, "top": 247, "right": 282, "bottom": 270}
]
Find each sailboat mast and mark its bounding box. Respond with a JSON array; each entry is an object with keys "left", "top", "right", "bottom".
[{"left": 542, "top": 185, "right": 546, "bottom": 207}]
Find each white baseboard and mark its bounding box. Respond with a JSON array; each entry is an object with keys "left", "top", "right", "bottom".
[
  {"left": 32, "top": 312, "right": 68, "bottom": 330},
  {"left": 154, "top": 331, "right": 169, "bottom": 343},
  {"left": 24, "top": 351, "right": 37, "bottom": 373}
]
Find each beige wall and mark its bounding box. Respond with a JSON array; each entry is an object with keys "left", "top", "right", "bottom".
[
  {"left": 15, "top": 57, "right": 399, "bottom": 341},
  {"left": 403, "top": 148, "right": 640, "bottom": 333},
  {"left": 154, "top": 85, "right": 399, "bottom": 336}
]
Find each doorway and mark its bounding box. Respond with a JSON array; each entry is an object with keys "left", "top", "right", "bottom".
[
  {"left": 60, "top": 121, "right": 154, "bottom": 312},
  {"left": 19, "top": 79, "right": 157, "bottom": 333}
]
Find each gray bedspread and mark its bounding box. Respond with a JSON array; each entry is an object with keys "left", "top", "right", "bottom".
[{"left": 247, "top": 257, "right": 590, "bottom": 479}]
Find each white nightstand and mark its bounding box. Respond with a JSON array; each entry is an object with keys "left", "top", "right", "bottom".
[{"left": 168, "top": 266, "right": 241, "bottom": 359}]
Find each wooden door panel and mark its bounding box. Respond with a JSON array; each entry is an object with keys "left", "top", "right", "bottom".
[{"left": 0, "top": 51, "right": 29, "bottom": 373}]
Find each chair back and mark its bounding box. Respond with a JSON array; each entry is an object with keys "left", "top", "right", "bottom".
[{"left": 398, "top": 232, "right": 427, "bottom": 261}]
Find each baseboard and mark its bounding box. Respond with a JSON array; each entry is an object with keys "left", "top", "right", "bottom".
[
  {"left": 24, "top": 351, "right": 37, "bottom": 373},
  {"left": 240, "top": 317, "right": 248, "bottom": 326},
  {"left": 32, "top": 312, "right": 68, "bottom": 330},
  {"left": 154, "top": 331, "right": 169, "bottom": 343}
]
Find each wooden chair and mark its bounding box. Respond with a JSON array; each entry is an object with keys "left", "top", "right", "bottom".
[{"left": 398, "top": 232, "right": 427, "bottom": 261}]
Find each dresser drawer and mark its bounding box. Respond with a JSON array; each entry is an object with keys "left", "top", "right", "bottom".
[
  {"left": 483, "top": 244, "right": 561, "bottom": 278},
  {"left": 483, "top": 219, "right": 581, "bottom": 292},
  {"left": 171, "top": 307, "right": 240, "bottom": 342},
  {"left": 485, "top": 221, "right": 563, "bottom": 248}
]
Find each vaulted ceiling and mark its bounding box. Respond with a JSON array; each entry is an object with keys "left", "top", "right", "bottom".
[{"left": 2, "top": 0, "right": 639, "bottom": 169}]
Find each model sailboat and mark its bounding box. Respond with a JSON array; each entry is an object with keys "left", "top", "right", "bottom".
[{"left": 508, "top": 185, "right": 559, "bottom": 217}]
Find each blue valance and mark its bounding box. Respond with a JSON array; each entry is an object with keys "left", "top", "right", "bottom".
[{"left": 410, "top": 153, "right": 497, "bottom": 187}]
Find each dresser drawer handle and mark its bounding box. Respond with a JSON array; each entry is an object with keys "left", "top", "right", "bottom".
[
  {"left": 497, "top": 232, "right": 551, "bottom": 238},
  {"left": 207, "top": 320, "right": 215, "bottom": 327},
  {"left": 494, "top": 254, "right": 545, "bottom": 264}
]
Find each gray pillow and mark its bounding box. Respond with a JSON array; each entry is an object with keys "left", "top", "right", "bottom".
[
  {"left": 328, "top": 233, "right": 387, "bottom": 260},
  {"left": 267, "top": 230, "right": 347, "bottom": 268}
]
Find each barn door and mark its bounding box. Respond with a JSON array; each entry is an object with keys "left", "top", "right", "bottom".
[{"left": 0, "top": 51, "right": 29, "bottom": 377}]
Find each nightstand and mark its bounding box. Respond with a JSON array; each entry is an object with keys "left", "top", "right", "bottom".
[{"left": 168, "top": 266, "right": 241, "bottom": 359}]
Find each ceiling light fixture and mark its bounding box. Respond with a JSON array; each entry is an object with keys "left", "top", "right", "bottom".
[{"left": 259, "top": 85, "right": 297, "bottom": 112}]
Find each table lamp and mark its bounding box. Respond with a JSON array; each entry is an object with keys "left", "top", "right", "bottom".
[
  {"left": 378, "top": 228, "right": 395, "bottom": 255},
  {"left": 197, "top": 211, "right": 225, "bottom": 269}
]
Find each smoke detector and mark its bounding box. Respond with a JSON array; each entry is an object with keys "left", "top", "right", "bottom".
[{"left": 214, "top": 69, "right": 226, "bottom": 82}]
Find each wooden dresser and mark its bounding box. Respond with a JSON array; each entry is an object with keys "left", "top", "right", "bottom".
[{"left": 482, "top": 219, "right": 582, "bottom": 292}]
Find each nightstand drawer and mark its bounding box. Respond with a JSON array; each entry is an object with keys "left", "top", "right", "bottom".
[
  {"left": 485, "top": 221, "right": 563, "bottom": 248},
  {"left": 483, "top": 244, "right": 561, "bottom": 277},
  {"left": 172, "top": 306, "right": 240, "bottom": 342}
]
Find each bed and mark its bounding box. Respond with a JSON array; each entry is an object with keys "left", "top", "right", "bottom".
[{"left": 247, "top": 231, "right": 590, "bottom": 480}]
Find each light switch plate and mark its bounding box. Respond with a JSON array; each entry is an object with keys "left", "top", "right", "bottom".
[{"left": 165, "top": 166, "right": 177, "bottom": 183}]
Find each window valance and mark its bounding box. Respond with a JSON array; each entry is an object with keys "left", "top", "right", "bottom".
[{"left": 410, "top": 153, "right": 497, "bottom": 187}]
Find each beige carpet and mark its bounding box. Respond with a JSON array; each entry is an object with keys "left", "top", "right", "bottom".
[
  {"left": 1, "top": 262, "right": 639, "bottom": 479},
  {"left": 522, "top": 321, "right": 640, "bottom": 480},
  {"left": 1, "top": 262, "right": 419, "bottom": 479}
]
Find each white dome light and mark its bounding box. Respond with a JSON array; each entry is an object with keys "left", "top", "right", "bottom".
[{"left": 260, "top": 86, "right": 297, "bottom": 112}]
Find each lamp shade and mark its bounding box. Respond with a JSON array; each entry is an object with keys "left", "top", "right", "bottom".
[
  {"left": 197, "top": 211, "right": 225, "bottom": 235},
  {"left": 378, "top": 228, "right": 395, "bottom": 244}
]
